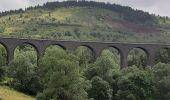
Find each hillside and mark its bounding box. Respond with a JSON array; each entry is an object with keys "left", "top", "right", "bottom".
[
  {"left": 0, "top": 1, "right": 170, "bottom": 43},
  {"left": 0, "top": 86, "right": 35, "bottom": 100}
]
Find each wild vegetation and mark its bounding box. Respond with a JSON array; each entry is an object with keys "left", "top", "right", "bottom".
[
  {"left": 0, "top": 43, "right": 170, "bottom": 100},
  {"left": 0, "top": 1, "right": 170, "bottom": 100},
  {"left": 0, "top": 1, "right": 170, "bottom": 43}
]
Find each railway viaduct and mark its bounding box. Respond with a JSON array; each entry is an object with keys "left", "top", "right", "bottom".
[{"left": 0, "top": 37, "right": 169, "bottom": 69}]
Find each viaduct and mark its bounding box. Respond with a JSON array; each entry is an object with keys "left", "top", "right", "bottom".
[{"left": 0, "top": 37, "right": 169, "bottom": 69}]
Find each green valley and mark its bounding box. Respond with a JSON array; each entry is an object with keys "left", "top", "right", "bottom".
[{"left": 0, "top": 1, "right": 170, "bottom": 100}]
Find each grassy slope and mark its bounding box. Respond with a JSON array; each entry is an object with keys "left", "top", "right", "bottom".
[
  {"left": 0, "top": 7, "right": 170, "bottom": 43},
  {"left": 0, "top": 86, "right": 35, "bottom": 100}
]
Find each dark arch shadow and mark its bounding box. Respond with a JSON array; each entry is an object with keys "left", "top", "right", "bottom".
[
  {"left": 0, "top": 42, "right": 9, "bottom": 53},
  {"left": 77, "top": 45, "right": 95, "bottom": 53},
  {"left": 128, "top": 47, "right": 148, "bottom": 67},
  {"left": 45, "top": 43, "right": 66, "bottom": 51}
]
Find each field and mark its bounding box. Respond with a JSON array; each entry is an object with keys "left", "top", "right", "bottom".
[{"left": 0, "top": 86, "right": 35, "bottom": 100}]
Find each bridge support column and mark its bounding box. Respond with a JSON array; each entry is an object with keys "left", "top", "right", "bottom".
[
  {"left": 120, "top": 51, "right": 128, "bottom": 69},
  {"left": 37, "top": 48, "right": 46, "bottom": 66},
  {"left": 93, "top": 50, "right": 102, "bottom": 62},
  {"left": 147, "top": 51, "right": 157, "bottom": 67},
  {"left": 65, "top": 45, "right": 76, "bottom": 54},
  {"left": 7, "top": 48, "right": 15, "bottom": 65}
]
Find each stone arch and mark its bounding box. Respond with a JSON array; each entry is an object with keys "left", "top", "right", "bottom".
[
  {"left": 44, "top": 43, "right": 66, "bottom": 51},
  {"left": 75, "top": 45, "right": 96, "bottom": 64},
  {"left": 15, "top": 42, "right": 40, "bottom": 56},
  {"left": 78, "top": 45, "right": 95, "bottom": 53},
  {"left": 128, "top": 47, "right": 148, "bottom": 67},
  {"left": 43, "top": 44, "right": 67, "bottom": 56},
  {"left": 44, "top": 44, "right": 66, "bottom": 53},
  {"left": 101, "top": 46, "right": 121, "bottom": 65},
  {"left": 0, "top": 42, "right": 9, "bottom": 53},
  {"left": 76, "top": 45, "right": 96, "bottom": 56},
  {"left": 41, "top": 44, "right": 67, "bottom": 63},
  {"left": 13, "top": 42, "right": 38, "bottom": 64},
  {"left": 103, "top": 46, "right": 121, "bottom": 53}
]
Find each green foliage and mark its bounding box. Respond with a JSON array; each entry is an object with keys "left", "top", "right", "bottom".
[
  {"left": 153, "top": 63, "right": 170, "bottom": 100},
  {"left": 0, "top": 66, "right": 6, "bottom": 82},
  {"left": 76, "top": 46, "right": 94, "bottom": 66},
  {"left": 0, "top": 1, "right": 170, "bottom": 43},
  {"left": 7, "top": 46, "right": 41, "bottom": 95},
  {"left": 116, "top": 67, "right": 154, "bottom": 100},
  {"left": 0, "top": 45, "right": 169, "bottom": 100},
  {"left": 0, "top": 45, "right": 6, "bottom": 82},
  {"left": 85, "top": 50, "right": 120, "bottom": 100},
  {"left": 88, "top": 76, "right": 112, "bottom": 100},
  {"left": 155, "top": 48, "right": 170, "bottom": 64},
  {"left": 0, "top": 26, "right": 5, "bottom": 33},
  {"left": 85, "top": 50, "right": 120, "bottom": 81},
  {"left": 128, "top": 48, "right": 147, "bottom": 67},
  {"left": 37, "top": 46, "right": 89, "bottom": 100}
]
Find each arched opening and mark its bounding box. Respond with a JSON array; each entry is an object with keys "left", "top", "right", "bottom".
[
  {"left": 75, "top": 46, "right": 95, "bottom": 66},
  {"left": 44, "top": 45, "right": 66, "bottom": 56},
  {"left": 0, "top": 44, "right": 7, "bottom": 82},
  {"left": 40, "top": 45, "right": 67, "bottom": 70},
  {"left": 101, "top": 47, "right": 120, "bottom": 66},
  {"left": 128, "top": 48, "right": 148, "bottom": 67},
  {"left": 7, "top": 43, "right": 40, "bottom": 95},
  {"left": 14, "top": 43, "right": 38, "bottom": 64},
  {"left": 155, "top": 48, "right": 170, "bottom": 64}
]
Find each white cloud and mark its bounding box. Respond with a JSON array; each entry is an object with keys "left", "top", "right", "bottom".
[
  {"left": 0, "top": 0, "right": 30, "bottom": 12},
  {"left": 106, "top": 0, "right": 170, "bottom": 16}
]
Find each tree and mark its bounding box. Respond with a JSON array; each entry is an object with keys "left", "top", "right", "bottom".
[
  {"left": 0, "top": 45, "right": 6, "bottom": 81},
  {"left": 153, "top": 63, "right": 170, "bottom": 100},
  {"left": 85, "top": 50, "right": 120, "bottom": 100},
  {"left": 155, "top": 48, "right": 170, "bottom": 64},
  {"left": 116, "top": 67, "right": 154, "bottom": 100},
  {"left": 128, "top": 49, "right": 147, "bottom": 67},
  {"left": 88, "top": 76, "right": 112, "bottom": 100},
  {"left": 7, "top": 47, "right": 41, "bottom": 95},
  {"left": 37, "top": 47, "right": 89, "bottom": 100},
  {"left": 75, "top": 46, "right": 94, "bottom": 70}
]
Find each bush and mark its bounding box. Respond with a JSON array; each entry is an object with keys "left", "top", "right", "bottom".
[{"left": 0, "top": 66, "right": 6, "bottom": 81}]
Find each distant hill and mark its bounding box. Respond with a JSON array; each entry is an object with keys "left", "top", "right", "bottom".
[{"left": 0, "top": 1, "right": 170, "bottom": 43}]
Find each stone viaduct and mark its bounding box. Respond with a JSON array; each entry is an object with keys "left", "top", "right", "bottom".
[{"left": 0, "top": 37, "right": 169, "bottom": 69}]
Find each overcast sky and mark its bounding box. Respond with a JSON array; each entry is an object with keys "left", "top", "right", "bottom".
[{"left": 0, "top": 0, "right": 169, "bottom": 17}]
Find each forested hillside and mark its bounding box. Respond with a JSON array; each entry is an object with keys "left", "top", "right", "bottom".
[{"left": 0, "top": 1, "right": 170, "bottom": 43}]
